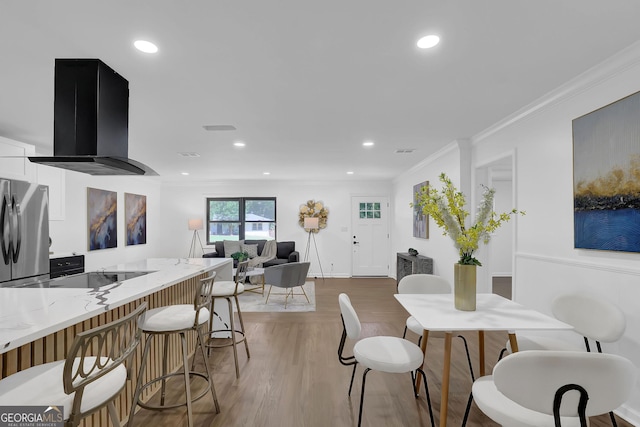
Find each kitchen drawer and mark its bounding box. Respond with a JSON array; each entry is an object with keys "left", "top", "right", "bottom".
[{"left": 50, "top": 255, "right": 85, "bottom": 278}]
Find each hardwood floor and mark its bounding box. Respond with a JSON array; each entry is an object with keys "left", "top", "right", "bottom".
[{"left": 127, "top": 278, "right": 633, "bottom": 427}]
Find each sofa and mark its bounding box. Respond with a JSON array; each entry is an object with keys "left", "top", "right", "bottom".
[{"left": 203, "top": 239, "right": 299, "bottom": 268}]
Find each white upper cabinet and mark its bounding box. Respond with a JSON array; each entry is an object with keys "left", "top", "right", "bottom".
[
  {"left": 0, "top": 136, "right": 66, "bottom": 220},
  {"left": 36, "top": 164, "right": 66, "bottom": 221},
  {"left": 0, "top": 136, "right": 37, "bottom": 182}
]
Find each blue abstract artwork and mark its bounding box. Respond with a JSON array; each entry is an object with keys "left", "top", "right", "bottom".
[
  {"left": 88, "top": 188, "right": 117, "bottom": 250},
  {"left": 125, "top": 193, "right": 147, "bottom": 246},
  {"left": 573, "top": 90, "right": 640, "bottom": 253}
]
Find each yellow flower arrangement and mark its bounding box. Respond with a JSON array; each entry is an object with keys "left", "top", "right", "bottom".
[
  {"left": 298, "top": 199, "right": 329, "bottom": 233},
  {"left": 414, "top": 173, "right": 524, "bottom": 266}
]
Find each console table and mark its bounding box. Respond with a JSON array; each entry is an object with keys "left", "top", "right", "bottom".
[{"left": 396, "top": 252, "right": 433, "bottom": 286}]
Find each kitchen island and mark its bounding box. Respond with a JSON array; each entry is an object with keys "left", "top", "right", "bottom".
[{"left": 0, "top": 257, "right": 232, "bottom": 426}]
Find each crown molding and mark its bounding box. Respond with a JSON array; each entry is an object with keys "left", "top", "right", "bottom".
[{"left": 473, "top": 40, "right": 640, "bottom": 144}]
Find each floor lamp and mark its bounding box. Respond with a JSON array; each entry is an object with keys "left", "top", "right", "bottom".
[
  {"left": 303, "top": 217, "right": 324, "bottom": 280},
  {"left": 188, "top": 218, "right": 204, "bottom": 258}
]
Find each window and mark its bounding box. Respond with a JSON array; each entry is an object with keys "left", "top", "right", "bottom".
[
  {"left": 206, "top": 197, "right": 276, "bottom": 243},
  {"left": 359, "top": 202, "right": 381, "bottom": 219}
]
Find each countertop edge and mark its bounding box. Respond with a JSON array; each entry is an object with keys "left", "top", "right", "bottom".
[{"left": 0, "top": 258, "right": 232, "bottom": 354}]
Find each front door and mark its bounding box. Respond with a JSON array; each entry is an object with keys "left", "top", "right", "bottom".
[{"left": 351, "top": 196, "right": 389, "bottom": 276}]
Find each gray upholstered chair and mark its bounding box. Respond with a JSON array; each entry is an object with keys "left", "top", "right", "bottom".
[{"left": 264, "top": 261, "right": 311, "bottom": 308}]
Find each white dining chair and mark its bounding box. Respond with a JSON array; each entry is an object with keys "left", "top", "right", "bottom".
[
  {"left": 499, "top": 293, "right": 626, "bottom": 426},
  {"left": 338, "top": 293, "right": 434, "bottom": 427},
  {"left": 472, "top": 350, "right": 636, "bottom": 427},
  {"left": 398, "top": 274, "right": 475, "bottom": 381},
  {"left": 503, "top": 293, "right": 626, "bottom": 355}
]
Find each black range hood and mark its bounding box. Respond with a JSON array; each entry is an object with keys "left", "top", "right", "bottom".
[{"left": 29, "top": 59, "right": 157, "bottom": 176}]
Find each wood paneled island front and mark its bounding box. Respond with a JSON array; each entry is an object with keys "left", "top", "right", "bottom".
[{"left": 0, "top": 257, "right": 232, "bottom": 426}]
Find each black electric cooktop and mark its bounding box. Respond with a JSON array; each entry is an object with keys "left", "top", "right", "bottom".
[{"left": 6, "top": 271, "right": 154, "bottom": 289}]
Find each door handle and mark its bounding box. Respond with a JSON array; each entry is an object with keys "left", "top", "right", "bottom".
[
  {"left": 11, "top": 195, "right": 20, "bottom": 263},
  {"left": 1, "top": 195, "right": 8, "bottom": 264},
  {"left": 353, "top": 241, "right": 359, "bottom": 244}
]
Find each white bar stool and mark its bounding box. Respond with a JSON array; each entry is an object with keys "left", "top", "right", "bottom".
[
  {"left": 0, "top": 303, "right": 147, "bottom": 427},
  {"left": 128, "top": 274, "right": 220, "bottom": 427},
  {"left": 207, "top": 260, "right": 250, "bottom": 378}
]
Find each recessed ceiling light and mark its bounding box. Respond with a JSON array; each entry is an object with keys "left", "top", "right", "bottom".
[
  {"left": 363, "top": 141, "right": 374, "bottom": 147},
  {"left": 181, "top": 172, "right": 189, "bottom": 176},
  {"left": 417, "top": 35, "right": 440, "bottom": 49},
  {"left": 233, "top": 141, "right": 246, "bottom": 147},
  {"left": 347, "top": 171, "right": 354, "bottom": 175},
  {"left": 134, "top": 40, "right": 158, "bottom": 54},
  {"left": 263, "top": 172, "right": 271, "bottom": 175}
]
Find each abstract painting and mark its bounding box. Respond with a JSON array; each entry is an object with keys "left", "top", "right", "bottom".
[
  {"left": 87, "top": 188, "right": 117, "bottom": 250},
  {"left": 413, "top": 181, "right": 428, "bottom": 239},
  {"left": 125, "top": 193, "right": 147, "bottom": 246},
  {"left": 573, "top": 90, "right": 640, "bottom": 253}
]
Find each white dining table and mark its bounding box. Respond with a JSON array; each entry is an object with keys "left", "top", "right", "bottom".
[{"left": 394, "top": 293, "right": 573, "bottom": 427}]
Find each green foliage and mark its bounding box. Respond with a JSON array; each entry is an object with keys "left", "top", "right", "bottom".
[
  {"left": 245, "top": 200, "right": 276, "bottom": 220},
  {"left": 208, "top": 200, "right": 239, "bottom": 221},
  {"left": 413, "top": 173, "right": 525, "bottom": 266},
  {"left": 230, "top": 251, "right": 250, "bottom": 261}
]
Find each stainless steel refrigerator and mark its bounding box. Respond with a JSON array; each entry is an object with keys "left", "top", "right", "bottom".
[{"left": 1, "top": 178, "right": 49, "bottom": 287}]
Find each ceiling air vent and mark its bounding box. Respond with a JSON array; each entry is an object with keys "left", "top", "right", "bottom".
[
  {"left": 178, "top": 152, "right": 201, "bottom": 157},
  {"left": 395, "top": 148, "right": 416, "bottom": 154},
  {"left": 203, "top": 125, "right": 236, "bottom": 131}
]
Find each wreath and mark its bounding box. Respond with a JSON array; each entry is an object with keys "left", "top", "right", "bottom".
[{"left": 298, "top": 199, "right": 329, "bottom": 233}]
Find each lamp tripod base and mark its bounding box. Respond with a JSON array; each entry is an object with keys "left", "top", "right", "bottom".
[
  {"left": 188, "top": 230, "right": 204, "bottom": 258},
  {"left": 304, "top": 230, "right": 324, "bottom": 280}
]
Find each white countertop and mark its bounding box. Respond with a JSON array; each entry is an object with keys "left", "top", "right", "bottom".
[
  {"left": 49, "top": 252, "right": 84, "bottom": 259},
  {"left": 0, "top": 257, "right": 232, "bottom": 354}
]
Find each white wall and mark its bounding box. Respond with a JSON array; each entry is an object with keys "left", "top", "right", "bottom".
[
  {"left": 48, "top": 171, "right": 163, "bottom": 271},
  {"left": 1, "top": 135, "right": 388, "bottom": 276},
  {"left": 157, "top": 179, "right": 391, "bottom": 278},
  {"left": 4, "top": 39, "right": 640, "bottom": 423},
  {"left": 443, "top": 42, "right": 640, "bottom": 423},
  {"left": 390, "top": 143, "right": 463, "bottom": 287},
  {"left": 0, "top": 138, "right": 164, "bottom": 271}
]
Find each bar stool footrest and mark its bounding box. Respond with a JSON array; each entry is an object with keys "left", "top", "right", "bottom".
[
  {"left": 136, "top": 372, "right": 211, "bottom": 411},
  {"left": 207, "top": 330, "right": 247, "bottom": 348}
]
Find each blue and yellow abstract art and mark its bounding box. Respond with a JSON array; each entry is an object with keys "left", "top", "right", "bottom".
[
  {"left": 573, "top": 91, "right": 640, "bottom": 253},
  {"left": 125, "top": 193, "right": 147, "bottom": 246},
  {"left": 87, "top": 187, "right": 117, "bottom": 250}
]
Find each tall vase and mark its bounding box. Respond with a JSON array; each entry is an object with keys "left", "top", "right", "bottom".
[{"left": 454, "top": 264, "right": 477, "bottom": 311}]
